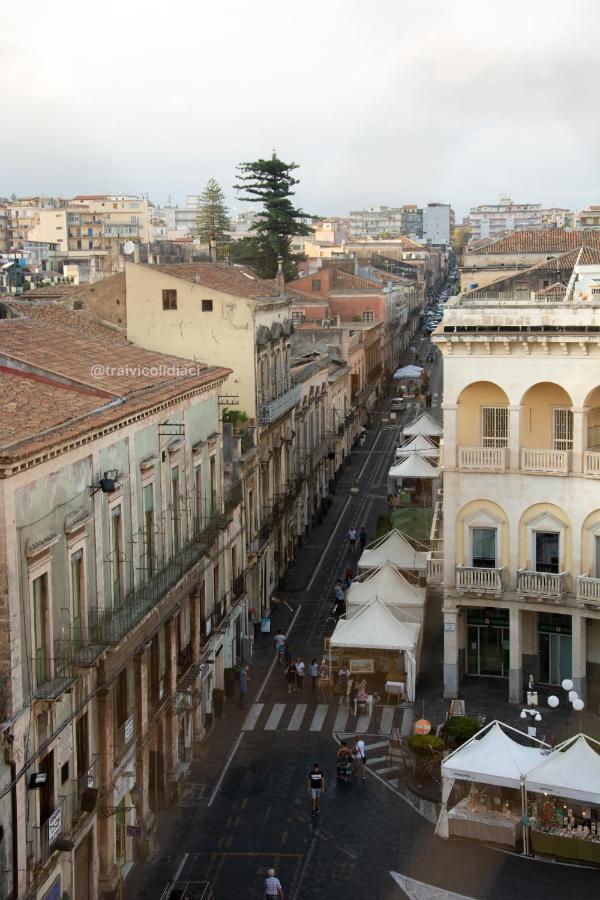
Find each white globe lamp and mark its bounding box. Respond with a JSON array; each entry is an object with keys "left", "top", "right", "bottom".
[
  {"left": 547, "top": 695, "right": 560, "bottom": 709},
  {"left": 572, "top": 698, "right": 585, "bottom": 712},
  {"left": 568, "top": 690, "right": 578, "bottom": 703},
  {"left": 561, "top": 678, "right": 574, "bottom": 691}
]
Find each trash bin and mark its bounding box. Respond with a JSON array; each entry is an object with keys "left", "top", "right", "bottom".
[{"left": 260, "top": 616, "right": 271, "bottom": 633}]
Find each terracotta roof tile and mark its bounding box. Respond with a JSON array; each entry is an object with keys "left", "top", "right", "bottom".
[
  {"left": 473, "top": 230, "right": 600, "bottom": 255},
  {"left": 148, "top": 263, "right": 282, "bottom": 300}
]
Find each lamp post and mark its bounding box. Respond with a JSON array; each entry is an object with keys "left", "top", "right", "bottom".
[{"left": 547, "top": 678, "right": 585, "bottom": 714}]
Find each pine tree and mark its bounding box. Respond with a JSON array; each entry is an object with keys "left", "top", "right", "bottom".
[
  {"left": 196, "top": 178, "right": 231, "bottom": 248},
  {"left": 234, "top": 152, "right": 312, "bottom": 280}
]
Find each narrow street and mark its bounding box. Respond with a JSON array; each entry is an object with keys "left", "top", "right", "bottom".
[{"left": 125, "top": 346, "right": 598, "bottom": 900}]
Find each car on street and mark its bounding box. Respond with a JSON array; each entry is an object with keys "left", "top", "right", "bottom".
[{"left": 390, "top": 397, "right": 407, "bottom": 411}]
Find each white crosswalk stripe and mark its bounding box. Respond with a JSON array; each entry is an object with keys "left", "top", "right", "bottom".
[
  {"left": 240, "top": 701, "right": 411, "bottom": 737},
  {"left": 333, "top": 707, "right": 349, "bottom": 733},
  {"left": 264, "top": 703, "right": 285, "bottom": 731},
  {"left": 379, "top": 706, "right": 395, "bottom": 735},
  {"left": 287, "top": 704, "right": 307, "bottom": 730},
  {"left": 242, "top": 703, "right": 264, "bottom": 731},
  {"left": 309, "top": 704, "right": 329, "bottom": 731}
]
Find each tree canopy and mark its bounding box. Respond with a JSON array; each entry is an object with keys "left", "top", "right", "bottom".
[
  {"left": 196, "top": 178, "right": 231, "bottom": 248},
  {"left": 234, "top": 152, "right": 312, "bottom": 280}
]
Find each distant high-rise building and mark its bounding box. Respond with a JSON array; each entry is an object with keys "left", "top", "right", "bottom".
[
  {"left": 466, "top": 196, "right": 574, "bottom": 241},
  {"left": 422, "top": 202, "right": 455, "bottom": 245},
  {"left": 349, "top": 205, "right": 423, "bottom": 239}
]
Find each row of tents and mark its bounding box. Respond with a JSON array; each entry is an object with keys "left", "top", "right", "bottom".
[{"left": 389, "top": 411, "right": 442, "bottom": 485}]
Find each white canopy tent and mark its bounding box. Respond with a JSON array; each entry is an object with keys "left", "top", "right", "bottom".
[
  {"left": 347, "top": 562, "right": 425, "bottom": 618},
  {"left": 357, "top": 529, "right": 427, "bottom": 573},
  {"left": 389, "top": 454, "right": 440, "bottom": 479},
  {"left": 525, "top": 734, "right": 600, "bottom": 804},
  {"left": 329, "top": 598, "right": 420, "bottom": 700},
  {"left": 395, "top": 435, "right": 440, "bottom": 459},
  {"left": 435, "top": 721, "right": 550, "bottom": 839},
  {"left": 402, "top": 411, "right": 443, "bottom": 438},
  {"left": 393, "top": 364, "right": 424, "bottom": 379}
]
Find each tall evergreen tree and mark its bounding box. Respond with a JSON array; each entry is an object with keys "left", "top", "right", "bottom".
[
  {"left": 234, "top": 152, "right": 312, "bottom": 280},
  {"left": 196, "top": 178, "right": 231, "bottom": 248}
]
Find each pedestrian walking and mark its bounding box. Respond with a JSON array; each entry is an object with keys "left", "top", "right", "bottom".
[
  {"left": 285, "top": 659, "right": 296, "bottom": 694},
  {"left": 264, "top": 867, "right": 284, "bottom": 899},
  {"left": 308, "top": 763, "right": 325, "bottom": 816},
  {"left": 274, "top": 629, "right": 286, "bottom": 666},
  {"left": 239, "top": 665, "right": 249, "bottom": 709},
  {"left": 309, "top": 659, "right": 320, "bottom": 693},
  {"left": 344, "top": 566, "right": 353, "bottom": 589},
  {"left": 295, "top": 658, "right": 305, "bottom": 691},
  {"left": 333, "top": 580, "right": 345, "bottom": 603},
  {"left": 359, "top": 526, "right": 367, "bottom": 551},
  {"left": 347, "top": 527, "right": 357, "bottom": 554},
  {"left": 283, "top": 641, "right": 292, "bottom": 665},
  {"left": 354, "top": 735, "right": 367, "bottom": 781}
]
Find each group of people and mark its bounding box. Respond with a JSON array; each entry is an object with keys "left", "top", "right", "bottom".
[
  {"left": 336, "top": 735, "right": 367, "bottom": 782},
  {"left": 274, "top": 632, "right": 323, "bottom": 694},
  {"left": 347, "top": 525, "right": 367, "bottom": 555}
]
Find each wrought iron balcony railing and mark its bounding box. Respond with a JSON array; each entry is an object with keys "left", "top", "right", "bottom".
[{"left": 257, "top": 385, "right": 301, "bottom": 425}]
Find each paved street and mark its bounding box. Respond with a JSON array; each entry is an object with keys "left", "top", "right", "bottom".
[{"left": 125, "top": 349, "right": 599, "bottom": 900}]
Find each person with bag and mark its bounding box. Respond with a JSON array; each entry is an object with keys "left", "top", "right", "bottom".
[{"left": 353, "top": 734, "right": 367, "bottom": 781}]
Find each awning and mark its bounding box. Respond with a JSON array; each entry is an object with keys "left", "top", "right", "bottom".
[
  {"left": 330, "top": 598, "right": 420, "bottom": 651},
  {"left": 358, "top": 529, "right": 427, "bottom": 572},
  {"left": 525, "top": 734, "right": 600, "bottom": 804},
  {"left": 393, "top": 365, "right": 424, "bottom": 379},
  {"left": 402, "top": 411, "right": 443, "bottom": 437},
  {"left": 441, "top": 721, "right": 549, "bottom": 789},
  {"left": 389, "top": 455, "right": 439, "bottom": 479}
]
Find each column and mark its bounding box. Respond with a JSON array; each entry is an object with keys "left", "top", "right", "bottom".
[
  {"left": 97, "top": 688, "right": 119, "bottom": 895},
  {"left": 571, "top": 406, "right": 588, "bottom": 475},
  {"left": 164, "top": 617, "right": 179, "bottom": 795},
  {"left": 441, "top": 403, "right": 457, "bottom": 468},
  {"left": 508, "top": 405, "right": 522, "bottom": 471},
  {"left": 571, "top": 613, "right": 587, "bottom": 702},
  {"left": 508, "top": 606, "right": 523, "bottom": 704},
  {"left": 134, "top": 650, "right": 154, "bottom": 857},
  {"left": 443, "top": 607, "right": 459, "bottom": 698}
]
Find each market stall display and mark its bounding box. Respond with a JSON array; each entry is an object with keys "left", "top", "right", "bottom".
[
  {"left": 447, "top": 791, "right": 522, "bottom": 846},
  {"left": 402, "top": 411, "right": 443, "bottom": 439},
  {"left": 357, "top": 529, "right": 427, "bottom": 574}
]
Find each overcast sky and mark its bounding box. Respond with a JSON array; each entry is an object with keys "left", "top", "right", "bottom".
[{"left": 3, "top": 0, "right": 599, "bottom": 218}]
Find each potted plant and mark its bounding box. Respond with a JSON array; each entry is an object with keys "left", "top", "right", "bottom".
[
  {"left": 212, "top": 688, "right": 225, "bottom": 718},
  {"left": 444, "top": 715, "right": 481, "bottom": 748}
]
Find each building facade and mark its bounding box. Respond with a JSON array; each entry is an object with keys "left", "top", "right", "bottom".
[
  {"left": 422, "top": 203, "right": 454, "bottom": 246},
  {"left": 349, "top": 206, "right": 423, "bottom": 240},
  {"left": 433, "top": 265, "right": 600, "bottom": 707}
]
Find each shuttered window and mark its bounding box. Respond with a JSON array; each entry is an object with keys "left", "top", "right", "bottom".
[
  {"left": 481, "top": 407, "right": 508, "bottom": 448},
  {"left": 552, "top": 407, "right": 573, "bottom": 451}
]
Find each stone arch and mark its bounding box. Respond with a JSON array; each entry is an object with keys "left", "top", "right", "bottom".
[
  {"left": 519, "top": 382, "right": 573, "bottom": 451},
  {"left": 456, "top": 381, "right": 509, "bottom": 448},
  {"left": 518, "top": 502, "right": 572, "bottom": 572},
  {"left": 456, "top": 499, "right": 509, "bottom": 568}
]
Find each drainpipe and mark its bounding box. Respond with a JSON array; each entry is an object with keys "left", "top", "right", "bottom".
[{"left": 10, "top": 760, "right": 17, "bottom": 900}]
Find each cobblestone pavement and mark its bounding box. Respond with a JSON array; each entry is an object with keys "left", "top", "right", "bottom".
[{"left": 125, "top": 361, "right": 600, "bottom": 900}]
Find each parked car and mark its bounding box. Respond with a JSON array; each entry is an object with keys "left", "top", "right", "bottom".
[{"left": 390, "top": 397, "right": 407, "bottom": 411}]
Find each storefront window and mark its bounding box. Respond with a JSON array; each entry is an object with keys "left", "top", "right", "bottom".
[
  {"left": 538, "top": 613, "right": 572, "bottom": 684},
  {"left": 466, "top": 609, "right": 509, "bottom": 677}
]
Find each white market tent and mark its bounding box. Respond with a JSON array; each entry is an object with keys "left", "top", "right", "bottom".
[
  {"left": 389, "top": 454, "right": 440, "bottom": 479},
  {"left": 348, "top": 562, "right": 425, "bottom": 613},
  {"left": 435, "top": 721, "right": 550, "bottom": 839},
  {"left": 329, "top": 598, "right": 420, "bottom": 700},
  {"left": 357, "top": 529, "right": 427, "bottom": 573},
  {"left": 525, "top": 734, "right": 600, "bottom": 804},
  {"left": 395, "top": 435, "right": 440, "bottom": 459},
  {"left": 393, "top": 364, "right": 424, "bottom": 379},
  {"left": 403, "top": 411, "right": 443, "bottom": 438}
]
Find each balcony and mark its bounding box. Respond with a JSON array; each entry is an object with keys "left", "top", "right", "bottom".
[
  {"left": 232, "top": 573, "right": 246, "bottom": 602},
  {"left": 458, "top": 446, "right": 506, "bottom": 471},
  {"left": 517, "top": 569, "right": 569, "bottom": 599},
  {"left": 426, "top": 551, "right": 443, "bottom": 585},
  {"left": 77, "top": 759, "right": 99, "bottom": 817},
  {"left": 177, "top": 642, "right": 193, "bottom": 680},
  {"left": 456, "top": 565, "right": 504, "bottom": 594},
  {"left": 577, "top": 575, "right": 600, "bottom": 604},
  {"left": 257, "top": 385, "right": 301, "bottom": 425},
  {"left": 38, "top": 801, "right": 64, "bottom": 867},
  {"left": 212, "top": 593, "right": 229, "bottom": 630},
  {"left": 114, "top": 713, "right": 135, "bottom": 763},
  {"left": 32, "top": 645, "right": 75, "bottom": 700},
  {"left": 521, "top": 448, "right": 570, "bottom": 474},
  {"left": 583, "top": 451, "right": 600, "bottom": 476}
]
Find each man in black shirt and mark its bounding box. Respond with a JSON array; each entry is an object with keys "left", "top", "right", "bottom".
[{"left": 308, "top": 763, "right": 324, "bottom": 816}]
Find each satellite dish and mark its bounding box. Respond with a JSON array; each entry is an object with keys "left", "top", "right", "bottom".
[{"left": 122, "top": 241, "right": 135, "bottom": 256}]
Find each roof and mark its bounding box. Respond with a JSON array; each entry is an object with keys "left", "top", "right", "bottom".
[
  {"left": 358, "top": 529, "right": 428, "bottom": 571},
  {"left": 442, "top": 722, "right": 549, "bottom": 789},
  {"left": 403, "top": 411, "right": 443, "bottom": 437},
  {"left": 329, "top": 269, "right": 380, "bottom": 292},
  {"left": 395, "top": 435, "right": 439, "bottom": 456},
  {"left": 472, "top": 229, "right": 600, "bottom": 255},
  {"left": 389, "top": 454, "right": 439, "bottom": 478},
  {"left": 330, "top": 598, "right": 420, "bottom": 651},
  {"left": 146, "top": 263, "right": 282, "bottom": 300},
  {"left": 525, "top": 734, "right": 600, "bottom": 803},
  {"left": 393, "top": 365, "right": 423, "bottom": 379},
  {"left": 0, "top": 301, "right": 230, "bottom": 464},
  {"left": 348, "top": 562, "right": 425, "bottom": 609}
]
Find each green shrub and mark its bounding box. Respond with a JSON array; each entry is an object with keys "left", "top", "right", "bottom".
[
  {"left": 445, "top": 716, "right": 481, "bottom": 745},
  {"left": 409, "top": 734, "right": 444, "bottom": 755}
]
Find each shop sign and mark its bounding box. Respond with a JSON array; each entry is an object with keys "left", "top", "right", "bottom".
[
  {"left": 467, "top": 611, "right": 509, "bottom": 627},
  {"left": 48, "top": 806, "right": 62, "bottom": 845},
  {"left": 444, "top": 622, "right": 456, "bottom": 632},
  {"left": 538, "top": 622, "right": 572, "bottom": 635}
]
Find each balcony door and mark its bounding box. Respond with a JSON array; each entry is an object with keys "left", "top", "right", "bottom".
[
  {"left": 471, "top": 527, "right": 497, "bottom": 568},
  {"left": 552, "top": 408, "right": 573, "bottom": 452},
  {"left": 534, "top": 531, "right": 559, "bottom": 574}
]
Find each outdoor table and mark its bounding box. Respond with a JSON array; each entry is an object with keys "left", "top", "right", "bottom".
[
  {"left": 385, "top": 681, "right": 405, "bottom": 704},
  {"left": 531, "top": 830, "right": 600, "bottom": 863},
  {"left": 448, "top": 797, "right": 521, "bottom": 847}
]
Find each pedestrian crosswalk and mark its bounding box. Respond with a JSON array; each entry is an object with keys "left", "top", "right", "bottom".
[{"left": 242, "top": 698, "right": 413, "bottom": 737}]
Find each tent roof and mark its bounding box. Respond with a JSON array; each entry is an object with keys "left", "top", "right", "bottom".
[
  {"left": 358, "top": 529, "right": 427, "bottom": 571},
  {"left": 442, "top": 721, "right": 549, "bottom": 788},
  {"left": 403, "top": 411, "right": 443, "bottom": 437},
  {"left": 330, "top": 598, "right": 420, "bottom": 651},
  {"left": 396, "top": 435, "right": 440, "bottom": 457},
  {"left": 525, "top": 735, "right": 600, "bottom": 803},
  {"left": 348, "top": 562, "right": 425, "bottom": 607},
  {"left": 389, "top": 454, "right": 439, "bottom": 479},
  {"left": 393, "top": 364, "right": 423, "bottom": 379}
]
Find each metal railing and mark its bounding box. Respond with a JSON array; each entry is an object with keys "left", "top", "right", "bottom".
[
  {"left": 517, "top": 569, "right": 569, "bottom": 598},
  {"left": 240, "top": 427, "right": 256, "bottom": 453},
  {"left": 31, "top": 645, "right": 76, "bottom": 700},
  {"left": 577, "top": 575, "right": 600, "bottom": 603},
  {"left": 38, "top": 800, "right": 64, "bottom": 866},
  {"left": 426, "top": 551, "right": 443, "bottom": 585},
  {"left": 177, "top": 643, "right": 193, "bottom": 680},
  {"left": 458, "top": 446, "right": 507, "bottom": 471},
  {"left": 521, "top": 448, "right": 570, "bottom": 474},
  {"left": 257, "top": 385, "right": 301, "bottom": 424},
  {"left": 456, "top": 565, "right": 504, "bottom": 593},
  {"left": 212, "top": 593, "right": 229, "bottom": 629},
  {"left": 77, "top": 759, "right": 99, "bottom": 816},
  {"left": 232, "top": 573, "right": 246, "bottom": 601},
  {"left": 224, "top": 481, "right": 243, "bottom": 515}
]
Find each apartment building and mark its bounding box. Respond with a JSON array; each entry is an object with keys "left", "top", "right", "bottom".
[
  {"left": 422, "top": 203, "right": 455, "bottom": 246},
  {"left": 349, "top": 206, "right": 423, "bottom": 239},
  {"left": 432, "top": 262, "right": 600, "bottom": 707},
  {"left": 0, "top": 300, "right": 246, "bottom": 900}
]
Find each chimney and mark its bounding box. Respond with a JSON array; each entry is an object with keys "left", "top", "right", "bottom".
[{"left": 274, "top": 255, "right": 285, "bottom": 294}]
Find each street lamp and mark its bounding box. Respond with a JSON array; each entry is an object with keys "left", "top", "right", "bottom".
[{"left": 547, "top": 678, "right": 585, "bottom": 713}]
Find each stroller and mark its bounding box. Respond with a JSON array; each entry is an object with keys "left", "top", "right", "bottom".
[{"left": 336, "top": 744, "right": 354, "bottom": 783}]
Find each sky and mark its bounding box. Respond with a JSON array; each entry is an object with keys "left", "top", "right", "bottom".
[{"left": 3, "top": 0, "right": 600, "bottom": 219}]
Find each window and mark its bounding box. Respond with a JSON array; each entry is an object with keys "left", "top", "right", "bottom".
[
  {"left": 535, "top": 531, "right": 560, "bottom": 573},
  {"left": 552, "top": 408, "right": 573, "bottom": 451},
  {"left": 362, "top": 311, "right": 374, "bottom": 322},
  {"left": 210, "top": 456, "right": 217, "bottom": 512},
  {"left": 143, "top": 483, "right": 155, "bottom": 578},
  {"left": 481, "top": 406, "right": 508, "bottom": 448},
  {"left": 194, "top": 465, "right": 203, "bottom": 532},
  {"left": 311, "top": 279, "right": 321, "bottom": 291},
  {"left": 162, "top": 289, "right": 177, "bottom": 310},
  {"left": 171, "top": 465, "right": 181, "bottom": 554},
  {"left": 116, "top": 669, "right": 128, "bottom": 727},
  {"left": 111, "top": 506, "right": 123, "bottom": 607},
  {"left": 33, "top": 573, "right": 49, "bottom": 685},
  {"left": 471, "top": 528, "right": 497, "bottom": 568},
  {"left": 292, "top": 311, "right": 304, "bottom": 325},
  {"left": 70, "top": 550, "right": 84, "bottom": 647},
  {"left": 202, "top": 299, "right": 213, "bottom": 312}
]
